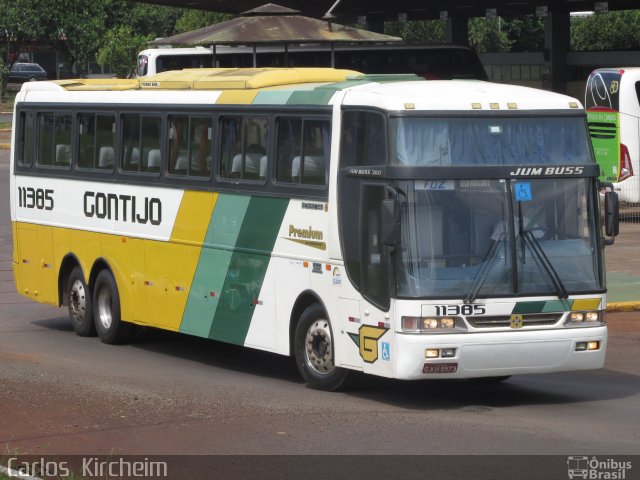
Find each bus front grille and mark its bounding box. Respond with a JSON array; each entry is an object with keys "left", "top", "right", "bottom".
[{"left": 466, "top": 313, "right": 563, "bottom": 328}]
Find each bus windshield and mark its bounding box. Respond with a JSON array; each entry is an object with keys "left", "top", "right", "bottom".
[
  {"left": 395, "top": 178, "right": 602, "bottom": 299},
  {"left": 392, "top": 116, "right": 591, "bottom": 166}
]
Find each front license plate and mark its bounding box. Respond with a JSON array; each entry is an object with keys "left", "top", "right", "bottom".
[{"left": 423, "top": 363, "right": 458, "bottom": 374}]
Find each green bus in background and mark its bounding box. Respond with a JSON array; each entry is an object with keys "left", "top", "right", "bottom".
[{"left": 585, "top": 68, "right": 640, "bottom": 203}]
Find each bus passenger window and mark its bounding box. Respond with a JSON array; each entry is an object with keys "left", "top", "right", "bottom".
[
  {"left": 190, "top": 117, "right": 212, "bottom": 177},
  {"left": 168, "top": 115, "right": 213, "bottom": 177},
  {"left": 78, "top": 113, "right": 96, "bottom": 169},
  {"left": 168, "top": 115, "right": 189, "bottom": 175},
  {"left": 141, "top": 116, "right": 161, "bottom": 173},
  {"left": 121, "top": 114, "right": 141, "bottom": 172},
  {"left": 36, "top": 112, "right": 71, "bottom": 168},
  {"left": 121, "top": 114, "right": 161, "bottom": 174},
  {"left": 276, "top": 118, "right": 330, "bottom": 185},
  {"left": 95, "top": 115, "right": 116, "bottom": 170},
  {"left": 219, "top": 116, "right": 268, "bottom": 181},
  {"left": 18, "top": 112, "right": 34, "bottom": 167}
]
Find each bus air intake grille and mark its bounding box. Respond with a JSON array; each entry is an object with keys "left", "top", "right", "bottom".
[
  {"left": 588, "top": 122, "right": 617, "bottom": 140},
  {"left": 466, "top": 313, "right": 563, "bottom": 328}
]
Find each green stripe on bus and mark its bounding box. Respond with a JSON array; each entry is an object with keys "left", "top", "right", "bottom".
[
  {"left": 541, "top": 299, "right": 573, "bottom": 313},
  {"left": 512, "top": 301, "right": 547, "bottom": 314},
  {"left": 252, "top": 91, "right": 294, "bottom": 104},
  {"left": 286, "top": 89, "right": 338, "bottom": 105},
  {"left": 179, "top": 194, "right": 251, "bottom": 337},
  {"left": 208, "top": 196, "right": 289, "bottom": 345}
]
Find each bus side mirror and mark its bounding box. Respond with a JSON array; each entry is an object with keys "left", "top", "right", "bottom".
[
  {"left": 604, "top": 190, "right": 620, "bottom": 245},
  {"left": 381, "top": 198, "right": 400, "bottom": 247}
]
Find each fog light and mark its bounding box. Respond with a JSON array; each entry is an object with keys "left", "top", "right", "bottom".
[
  {"left": 440, "top": 318, "right": 456, "bottom": 328},
  {"left": 423, "top": 318, "right": 439, "bottom": 329},
  {"left": 402, "top": 316, "right": 420, "bottom": 330},
  {"left": 570, "top": 312, "right": 585, "bottom": 322},
  {"left": 575, "top": 342, "right": 587, "bottom": 351},
  {"left": 425, "top": 349, "right": 440, "bottom": 358},
  {"left": 587, "top": 341, "right": 600, "bottom": 351},
  {"left": 585, "top": 312, "right": 599, "bottom": 322},
  {"left": 441, "top": 348, "right": 456, "bottom": 358}
]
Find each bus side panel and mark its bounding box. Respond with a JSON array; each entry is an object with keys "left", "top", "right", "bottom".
[
  {"left": 50, "top": 226, "right": 71, "bottom": 305},
  {"left": 100, "top": 233, "right": 147, "bottom": 326},
  {"left": 37, "top": 225, "right": 56, "bottom": 305},
  {"left": 15, "top": 223, "right": 39, "bottom": 299}
]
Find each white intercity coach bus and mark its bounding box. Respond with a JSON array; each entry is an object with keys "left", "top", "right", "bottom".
[{"left": 10, "top": 68, "right": 619, "bottom": 390}]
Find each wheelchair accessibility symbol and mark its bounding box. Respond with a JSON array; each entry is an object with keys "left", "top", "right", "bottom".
[
  {"left": 514, "top": 182, "right": 533, "bottom": 202},
  {"left": 381, "top": 342, "right": 390, "bottom": 361}
]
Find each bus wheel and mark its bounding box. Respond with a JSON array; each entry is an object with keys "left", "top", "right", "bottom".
[
  {"left": 294, "top": 303, "right": 350, "bottom": 391},
  {"left": 67, "top": 267, "right": 96, "bottom": 337},
  {"left": 92, "top": 270, "right": 134, "bottom": 344}
]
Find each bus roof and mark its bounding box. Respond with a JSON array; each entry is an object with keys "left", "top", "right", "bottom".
[{"left": 21, "top": 68, "right": 583, "bottom": 111}]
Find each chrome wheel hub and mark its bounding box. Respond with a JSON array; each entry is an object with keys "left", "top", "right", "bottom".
[
  {"left": 96, "top": 286, "right": 113, "bottom": 330},
  {"left": 69, "top": 280, "right": 86, "bottom": 322},
  {"left": 304, "top": 320, "right": 335, "bottom": 375}
]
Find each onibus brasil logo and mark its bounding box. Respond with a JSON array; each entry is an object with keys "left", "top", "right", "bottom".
[{"left": 567, "top": 456, "right": 632, "bottom": 479}]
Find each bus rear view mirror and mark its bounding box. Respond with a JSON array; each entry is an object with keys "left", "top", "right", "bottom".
[
  {"left": 381, "top": 198, "right": 400, "bottom": 247},
  {"left": 604, "top": 190, "right": 620, "bottom": 244}
]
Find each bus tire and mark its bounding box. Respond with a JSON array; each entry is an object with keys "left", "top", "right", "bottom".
[
  {"left": 294, "top": 303, "right": 350, "bottom": 391},
  {"left": 92, "top": 269, "right": 134, "bottom": 345},
  {"left": 67, "top": 266, "right": 96, "bottom": 337}
]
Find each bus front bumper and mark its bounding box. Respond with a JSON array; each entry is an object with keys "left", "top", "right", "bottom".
[{"left": 394, "top": 326, "right": 607, "bottom": 380}]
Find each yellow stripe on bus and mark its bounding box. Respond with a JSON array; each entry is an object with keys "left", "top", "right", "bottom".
[{"left": 572, "top": 298, "right": 602, "bottom": 311}]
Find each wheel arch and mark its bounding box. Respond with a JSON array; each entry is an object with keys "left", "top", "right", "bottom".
[
  {"left": 288, "top": 290, "right": 329, "bottom": 356},
  {"left": 89, "top": 257, "right": 115, "bottom": 292},
  {"left": 57, "top": 253, "right": 83, "bottom": 307}
]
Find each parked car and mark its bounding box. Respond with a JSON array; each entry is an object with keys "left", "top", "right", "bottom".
[{"left": 7, "top": 63, "right": 48, "bottom": 83}]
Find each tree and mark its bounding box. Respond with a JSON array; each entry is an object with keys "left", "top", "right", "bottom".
[
  {"left": 571, "top": 11, "right": 640, "bottom": 51},
  {"left": 173, "top": 10, "right": 234, "bottom": 34},
  {"left": 502, "top": 16, "right": 545, "bottom": 52},
  {"left": 468, "top": 18, "right": 512, "bottom": 53},
  {"left": 96, "top": 26, "right": 150, "bottom": 78},
  {"left": 384, "top": 20, "right": 445, "bottom": 43}
]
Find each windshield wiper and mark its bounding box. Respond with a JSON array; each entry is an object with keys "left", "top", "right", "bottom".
[
  {"left": 522, "top": 230, "right": 568, "bottom": 299},
  {"left": 464, "top": 233, "right": 505, "bottom": 304}
]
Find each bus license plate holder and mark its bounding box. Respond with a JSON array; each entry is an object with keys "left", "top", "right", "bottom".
[{"left": 423, "top": 363, "right": 458, "bottom": 374}]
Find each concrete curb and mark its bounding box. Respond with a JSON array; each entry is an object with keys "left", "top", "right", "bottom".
[
  {"left": 607, "top": 302, "right": 640, "bottom": 312},
  {"left": 0, "top": 143, "right": 10, "bottom": 149}
]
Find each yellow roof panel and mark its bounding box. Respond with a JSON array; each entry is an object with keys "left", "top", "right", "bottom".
[
  {"left": 139, "top": 68, "right": 361, "bottom": 90},
  {"left": 53, "top": 79, "right": 140, "bottom": 91}
]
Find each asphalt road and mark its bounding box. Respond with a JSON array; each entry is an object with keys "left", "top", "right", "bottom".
[{"left": 0, "top": 149, "right": 638, "bottom": 477}]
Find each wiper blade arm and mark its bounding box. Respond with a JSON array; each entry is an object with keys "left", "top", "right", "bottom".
[
  {"left": 523, "top": 231, "right": 568, "bottom": 299},
  {"left": 464, "top": 234, "right": 505, "bottom": 304}
]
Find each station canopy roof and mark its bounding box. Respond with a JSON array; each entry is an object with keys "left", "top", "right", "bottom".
[
  {"left": 149, "top": 3, "right": 401, "bottom": 46},
  {"left": 139, "top": 0, "right": 640, "bottom": 22}
]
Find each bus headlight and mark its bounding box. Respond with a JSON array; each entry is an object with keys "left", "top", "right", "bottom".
[
  {"left": 565, "top": 311, "right": 604, "bottom": 327},
  {"left": 401, "top": 316, "right": 466, "bottom": 333}
]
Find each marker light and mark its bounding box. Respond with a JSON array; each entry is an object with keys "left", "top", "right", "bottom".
[
  {"left": 425, "top": 349, "right": 440, "bottom": 359},
  {"left": 401, "top": 316, "right": 420, "bottom": 331},
  {"left": 441, "top": 348, "right": 456, "bottom": 358}
]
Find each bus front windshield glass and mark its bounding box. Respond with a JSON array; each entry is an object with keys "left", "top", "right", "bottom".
[
  {"left": 393, "top": 117, "right": 591, "bottom": 166},
  {"left": 395, "top": 178, "right": 602, "bottom": 299}
]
